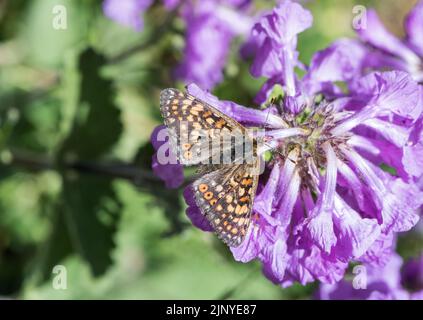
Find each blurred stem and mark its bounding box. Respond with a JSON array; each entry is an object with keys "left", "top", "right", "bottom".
[
  {"left": 7, "top": 148, "right": 162, "bottom": 185},
  {"left": 107, "top": 6, "right": 181, "bottom": 65}
]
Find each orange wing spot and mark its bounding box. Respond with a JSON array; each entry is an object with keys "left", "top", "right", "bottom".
[
  {"left": 191, "top": 104, "right": 204, "bottom": 112},
  {"left": 182, "top": 143, "right": 191, "bottom": 151},
  {"left": 240, "top": 205, "right": 249, "bottom": 214},
  {"left": 198, "top": 184, "right": 208, "bottom": 192},
  {"left": 231, "top": 227, "right": 239, "bottom": 235},
  {"left": 209, "top": 198, "right": 217, "bottom": 205},
  {"left": 206, "top": 117, "right": 215, "bottom": 125},
  {"left": 204, "top": 192, "right": 213, "bottom": 200},
  {"left": 223, "top": 221, "right": 228, "bottom": 226},
  {"left": 203, "top": 111, "right": 212, "bottom": 117},
  {"left": 226, "top": 224, "right": 232, "bottom": 231},
  {"left": 239, "top": 196, "right": 249, "bottom": 203},
  {"left": 241, "top": 178, "right": 253, "bottom": 186},
  {"left": 215, "top": 119, "right": 226, "bottom": 129},
  {"left": 235, "top": 205, "right": 242, "bottom": 215},
  {"left": 227, "top": 204, "right": 234, "bottom": 213}
]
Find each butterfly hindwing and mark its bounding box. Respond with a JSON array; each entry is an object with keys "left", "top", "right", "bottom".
[
  {"left": 192, "top": 163, "right": 259, "bottom": 247},
  {"left": 160, "top": 88, "right": 248, "bottom": 166}
]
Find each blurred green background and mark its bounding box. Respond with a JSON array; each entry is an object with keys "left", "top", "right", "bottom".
[{"left": 0, "top": 0, "right": 419, "bottom": 299}]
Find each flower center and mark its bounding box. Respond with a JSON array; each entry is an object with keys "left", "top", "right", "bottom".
[{"left": 267, "top": 99, "right": 351, "bottom": 183}]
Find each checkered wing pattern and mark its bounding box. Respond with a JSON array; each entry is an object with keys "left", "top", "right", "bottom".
[
  {"left": 160, "top": 88, "right": 259, "bottom": 247},
  {"left": 192, "top": 164, "right": 258, "bottom": 247},
  {"left": 160, "top": 88, "right": 247, "bottom": 166}
]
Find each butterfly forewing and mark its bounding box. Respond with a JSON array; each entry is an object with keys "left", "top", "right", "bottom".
[{"left": 160, "top": 88, "right": 249, "bottom": 166}]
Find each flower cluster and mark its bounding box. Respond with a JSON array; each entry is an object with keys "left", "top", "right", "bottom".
[
  {"left": 145, "top": 0, "right": 423, "bottom": 289},
  {"left": 103, "top": 0, "right": 254, "bottom": 90},
  {"left": 174, "top": 0, "right": 253, "bottom": 89},
  {"left": 353, "top": 1, "right": 423, "bottom": 82},
  {"left": 318, "top": 250, "right": 423, "bottom": 300}
]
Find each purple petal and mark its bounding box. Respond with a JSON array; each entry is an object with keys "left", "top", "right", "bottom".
[
  {"left": 150, "top": 125, "right": 184, "bottom": 189},
  {"left": 359, "top": 232, "right": 395, "bottom": 267},
  {"left": 183, "top": 186, "right": 213, "bottom": 232},
  {"left": 302, "top": 144, "right": 338, "bottom": 253},
  {"left": 318, "top": 253, "right": 409, "bottom": 300},
  {"left": 163, "top": 0, "right": 179, "bottom": 10},
  {"left": 102, "top": 0, "right": 153, "bottom": 31},
  {"left": 254, "top": 162, "right": 281, "bottom": 217},
  {"left": 303, "top": 246, "right": 348, "bottom": 284},
  {"left": 336, "top": 71, "right": 422, "bottom": 135},
  {"left": 230, "top": 224, "right": 261, "bottom": 262},
  {"left": 261, "top": 227, "right": 289, "bottom": 283},
  {"left": 273, "top": 165, "right": 301, "bottom": 224},
  {"left": 254, "top": 0, "right": 313, "bottom": 46},
  {"left": 186, "top": 83, "right": 286, "bottom": 128},
  {"left": 332, "top": 195, "right": 381, "bottom": 259},
  {"left": 250, "top": 38, "right": 284, "bottom": 78},
  {"left": 360, "top": 118, "right": 411, "bottom": 147},
  {"left": 250, "top": 0, "right": 312, "bottom": 99},
  {"left": 405, "top": 0, "right": 423, "bottom": 57},
  {"left": 401, "top": 254, "right": 423, "bottom": 291},
  {"left": 354, "top": 71, "right": 422, "bottom": 122},
  {"left": 403, "top": 139, "right": 423, "bottom": 178},
  {"left": 357, "top": 9, "right": 420, "bottom": 66},
  {"left": 303, "top": 39, "right": 367, "bottom": 96},
  {"left": 175, "top": 0, "right": 253, "bottom": 89},
  {"left": 342, "top": 147, "right": 421, "bottom": 233}
]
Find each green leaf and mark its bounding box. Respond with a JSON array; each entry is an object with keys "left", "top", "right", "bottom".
[
  {"left": 60, "top": 175, "right": 122, "bottom": 276},
  {"left": 35, "top": 174, "right": 122, "bottom": 280},
  {"left": 59, "top": 48, "right": 123, "bottom": 160}
]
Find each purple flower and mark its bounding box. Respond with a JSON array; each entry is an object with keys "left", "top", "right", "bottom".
[
  {"left": 354, "top": 2, "right": 423, "bottom": 82},
  {"left": 163, "top": 0, "right": 180, "bottom": 10},
  {"left": 248, "top": 0, "right": 313, "bottom": 103},
  {"left": 175, "top": 0, "right": 253, "bottom": 89},
  {"left": 102, "top": 0, "right": 153, "bottom": 31},
  {"left": 318, "top": 252, "right": 423, "bottom": 300},
  {"left": 153, "top": 1, "right": 423, "bottom": 287}
]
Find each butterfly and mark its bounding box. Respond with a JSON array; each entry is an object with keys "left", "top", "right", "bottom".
[{"left": 160, "top": 88, "right": 260, "bottom": 247}]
